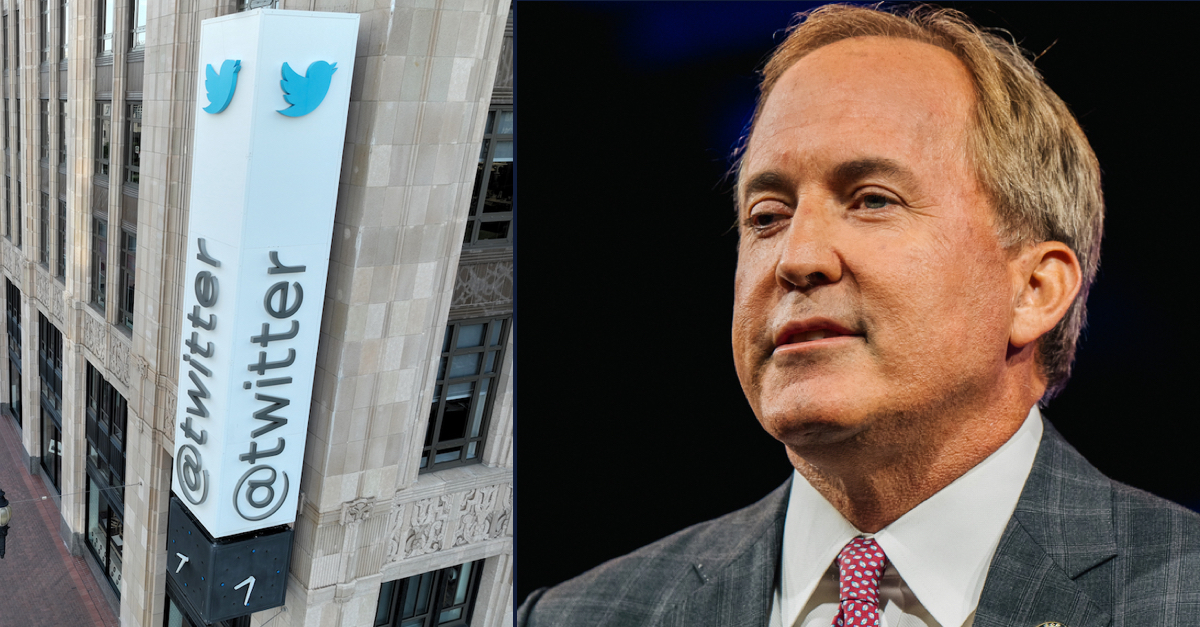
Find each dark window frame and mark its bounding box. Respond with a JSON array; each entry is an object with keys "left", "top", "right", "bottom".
[
  {"left": 97, "top": 0, "right": 113, "bottom": 57},
  {"left": 85, "top": 472, "right": 123, "bottom": 594},
  {"left": 6, "top": 279, "right": 21, "bottom": 427},
  {"left": 16, "top": 179, "right": 22, "bottom": 248},
  {"left": 463, "top": 107, "right": 513, "bottom": 249},
  {"left": 38, "top": 313, "right": 63, "bottom": 492},
  {"left": 95, "top": 101, "right": 111, "bottom": 177},
  {"left": 39, "top": 99, "right": 48, "bottom": 162},
  {"left": 421, "top": 317, "right": 509, "bottom": 472},
  {"left": 38, "top": 191, "right": 48, "bottom": 267},
  {"left": 117, "top": 226, "right": 134, "bottom": 330},
  {"left": 56, "top": 198, "right": 65, "bottom": 280},
  {"left": 124, "top": 102, "right": 140, "bottom": 185},
  {"left": 58, "top": 0, "right": 66, "bottom": 62},
  {"left": 85, "top": 361, "right": 126, "bottom": 504},
  {"left": 41, "top": 407, "right": 61, "bottom": 490},
  {"left": 57, "top": 98, "right": 65, "bottom": 165},
  {"left": 374, "top": 560, "right": 485, "bottom": 627},
  {"left": 91, "top": 215, "right": 106, "bottom": 310},
  {"left": 39, "top": 0, "right": 49, "bottom": 64},
  {"left": 128, "top": 0, "right": 145, "bottom": 51},
  {"left": 4, "top": 176, "right": 10, "bottom": 241}
]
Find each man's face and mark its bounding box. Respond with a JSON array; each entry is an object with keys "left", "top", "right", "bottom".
[{"left": 733, "top": 37, "right": 1021, "bottom": 456}]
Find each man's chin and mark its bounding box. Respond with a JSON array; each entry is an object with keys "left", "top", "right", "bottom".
[{"left": 757, "top": 409, "right": 872, "bottom": 451}]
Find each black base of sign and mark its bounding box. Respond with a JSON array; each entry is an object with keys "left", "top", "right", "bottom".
[{"left": 166, "top": 493, "right": 294, "bottom": 624}]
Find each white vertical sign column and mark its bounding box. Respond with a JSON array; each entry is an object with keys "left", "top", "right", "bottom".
[{"left": 172, "top": 9, "right": 358, "bottom": 539}]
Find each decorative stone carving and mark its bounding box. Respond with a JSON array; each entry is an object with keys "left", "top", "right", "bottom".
[
  {"left": 384, "top": 502, "right": 407, "bottom": 565},
  {"left": 386, "top": 481, "right": 512, "bottom": 564},
  {"left": 83, "top": 314, "right": 107, "bottom": 362},
  {"left": 403, "top": 495, "right": 450, "bottom": 559},
  {"left": 450, "top": 260, "right": 513, "bottom": 310},
  {"left": 161, "top": 382, "right": 177, "bottom": 435},
  {"left": 496, "top": 484, "right": 513, "bottom": 539},
  {"left": 109, "top": 334, "right": 130, "bottom": 385},
  {"left": 36, "top": 272, "right": 64, "bottom": 324},
  {"left": 339, "top": 497, "right": 375, "bottom": 526},
  {"left": 4, "top": 242, "right": 21, "bottom": 277},
  {"left": 453, "top": 485, "right": 498, "bottom": 548},
  {"left": 134, "top": 354, "right": 149, "bottom": 382}
]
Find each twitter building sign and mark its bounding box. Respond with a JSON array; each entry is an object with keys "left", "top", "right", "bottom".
[{"left": 167, "top": 10, "right": 356, "bottom": 619}]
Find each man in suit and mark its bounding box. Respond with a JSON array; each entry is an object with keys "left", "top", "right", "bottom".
[{"left": 518, "top": 5, "right": 1200, "bottom": 626}]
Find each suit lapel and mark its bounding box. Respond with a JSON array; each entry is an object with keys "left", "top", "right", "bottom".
[
  {"left": 655, "top": 478, "right": 791, "bottom": 627},
  {"left": 975, "top": 419, "right": 1116, "bottom": 627}
]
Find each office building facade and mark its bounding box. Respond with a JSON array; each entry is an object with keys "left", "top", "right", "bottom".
[{"left": 1, "top": 0, "right": 514, "bottom": 626}]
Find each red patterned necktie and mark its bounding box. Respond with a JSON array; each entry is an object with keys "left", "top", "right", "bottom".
[{"left": 832, "top": 537, "right": 888, "bottom": 627}]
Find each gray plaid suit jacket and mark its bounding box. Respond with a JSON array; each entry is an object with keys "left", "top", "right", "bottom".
[{"left": 518, "top": 419, "right": 1200, "bottom": 626}]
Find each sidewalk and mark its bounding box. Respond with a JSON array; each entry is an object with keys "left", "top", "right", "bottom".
[{"left": 0, "top": 411, "right": 119, "bottom": 627}]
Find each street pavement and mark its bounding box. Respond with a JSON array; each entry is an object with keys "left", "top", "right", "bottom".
[{"left": 0, "top": 411, "right": 119, "bottom": 627}]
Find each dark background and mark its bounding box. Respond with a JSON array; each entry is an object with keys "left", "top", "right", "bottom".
[{"left": 514, "top": 1, "right": 1200, "bottom": 605}]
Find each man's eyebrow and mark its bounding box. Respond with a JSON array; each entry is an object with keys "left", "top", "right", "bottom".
[
  {"left": 830, "top": 158, "right": 921, "bottom": 192},
  {"left": 739, "top": 170, "right": 796, "bottom": 209},
  {"left": 740, "top": 158, "right": 924, "bottom": 210}
]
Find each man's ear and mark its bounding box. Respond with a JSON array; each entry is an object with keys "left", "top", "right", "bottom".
[{"left": 1009, "top": 241, "right": 1082, "bottom": 348}]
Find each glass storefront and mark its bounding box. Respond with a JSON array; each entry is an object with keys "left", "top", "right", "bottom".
[
  {"left": 86, "top": 474, "right": 123, "bottom": 592},
  {"left": 40, "top": 408, "right": 60, "bottom": 490}
]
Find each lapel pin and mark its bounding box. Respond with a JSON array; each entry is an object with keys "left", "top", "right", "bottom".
[{"left": 1036, "top": 623, "right": 1065, "bottom": 627}]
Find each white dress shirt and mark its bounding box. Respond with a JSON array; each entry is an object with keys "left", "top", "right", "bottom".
[{"left": 769, "top": 406, "right": 1044, "bottom": 627}]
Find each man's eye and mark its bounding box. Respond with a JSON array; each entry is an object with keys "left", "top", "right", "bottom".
[
  {"left": 861, "top": 194, "right": 894, "bottom": 210},
  {"left": 752, "top": 214, "right": 779, "bottom": 227}
]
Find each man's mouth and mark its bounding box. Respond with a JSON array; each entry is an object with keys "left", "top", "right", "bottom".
[
  {"left": 784, "top": 329, "right": 844, "bottom": 343},
  {"left": 773, "top": 319, "right": 859, "bottom": 351}
]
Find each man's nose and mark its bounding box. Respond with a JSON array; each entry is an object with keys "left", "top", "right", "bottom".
[{"left": 775, "top": 202, "right": 843, "bottom": 290}]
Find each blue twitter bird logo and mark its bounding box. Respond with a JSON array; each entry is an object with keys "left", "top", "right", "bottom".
[
  {"left": 203, "top": 59, "right": 241, "bottom": 114},
  {"left": 277, "top": 61, "right": 337, "bottom": 118}
]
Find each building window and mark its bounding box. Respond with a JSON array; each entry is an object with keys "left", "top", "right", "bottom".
[
  {"left": 422, "top": 318, "right": 509, "bottom": 471},
  {"left": 97, "top": 0, "right": 113, "bottom": 57},
  {"left": 374, "top": 561, "right": 484, "bottom": 627},
  {"left": 118, "top": 228, "right": 134, "bottom": 330},
  {"left": 38, "top": 313, "right": 62, "bottom": 413},
  {"left": 58, "top": 0, "right": 67, "bottom": 62},
  {"left": 38, "top": 192, "right": 49, "bottom": 267},
  {"left": 95, "top": 101, "right": 111, "bottom": 176},
  {"left": 38, "top": 313, "right": 63, "bottom": 492},
  {"left": 125, "top": 103, "right": 140, "bottom": 185},
  {"left": 85, "top": 368, "right": 126, "bottom": 488},
  {"left": 86, "top": 475, "right": 123, "bottom": 593},
  {"left": 91, "top": 217, "right": 106, "bottom": 310},
  {"left": 3, "top": 97, "right": 8, "bottom": 151},
  {"left": 85, "top": 362, "right": 126, "bottom": 505},
  {"left": 463, "top": 107, "right": 513, "bottom": 248},
  {"left": 16, "top": 97, "right": 21, "bottom": 154},
  {"left": 39, "top": 100, "right": 49, "bottom": 161},
  {"left": 16, "top": 180, "right": 22, "bottom": 248},
  {"left": 2, "top": 13, "right": 7, "bottom": 70},
  {"left": 4, "top": 176, "right": 9, "bottom": 240},
  {"left": 6, "top": 279, "right": 21, "bottom": 428},
  {"left": 128, "top": 0, "right": 145, "bottom": 50},
  {"left": 39, "top": 0, "right": 49, "bottom": 64},
  {"left": 41, "top": 407, "right": 61, "bottom": 490},
  {"left": 56, "top": 199, "right": 65, "bottom": 279},
  {"left": 57, "top": 99, "right": 65, "bottom": 164}
]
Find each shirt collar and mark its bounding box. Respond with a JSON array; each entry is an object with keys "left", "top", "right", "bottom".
[{"left": 780, "top": 406, "right": 1044, "bottom": 627}]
